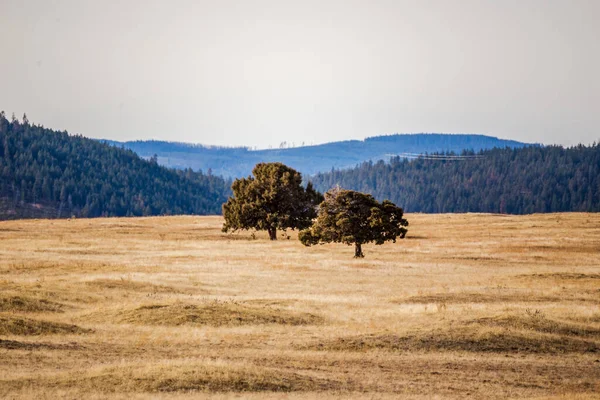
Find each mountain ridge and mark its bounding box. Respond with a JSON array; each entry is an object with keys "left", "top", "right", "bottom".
[{"left": 103, "top": 133, "right": 534, "bottom": 178}]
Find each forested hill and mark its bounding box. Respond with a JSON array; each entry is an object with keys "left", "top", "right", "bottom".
[
  {"left": 0, "top": 113, "right": 230, "bottom": 220},
  {"left": 105, "top": 134, "right": 531, "bottom": 178},
  {"left": 310, "top": 144, "right": 600, "bottom": 214}
]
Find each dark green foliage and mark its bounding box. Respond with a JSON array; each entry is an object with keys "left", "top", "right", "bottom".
[
  {"left": 299, "top": 187, "right": 408, "bottom": 257},
  {"left": 0, "top": 113, "right": 230, "bottom": 219},
  {"left": 310, "top": 145, "right": 600, "bottom": 214},
  {"left": 222, "top": 163, "right": 323, "bottom": 240}
]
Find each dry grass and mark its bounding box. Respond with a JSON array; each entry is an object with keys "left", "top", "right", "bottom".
[
  {"left": 0, "top": 213, "right": 599, "bottom": 399},
  {"left": 400, "top": 291, "right": 593, "bottom": 304},
  {"left": 473, "top": 313, "right": 600, "bottom": 339},
  {"left": 518, "top": 272, "right": 600, "bottom": 280},
  {"left": 0, "top": 316, "right": 90, "bottom": 336},
  {"left": 0, "top": 295, "right": 65, "bottom": 313},
  {"left": 84, "top": 278, "right": 186, "bottom": 294},
  {"left": 307, "top": 329, "right": 599, "bottom": 354},
  {"left": 0, "top": 338, "right": 81, "bottom": 351},
  {"left": 2, "top": 361, "right": 343, "bottom": 394},
  {"left": 309, "top": 312, "right": 600, "bottom": 354},
  {"left": 116, "top": 301, "right": 323, "bottom": 327}
]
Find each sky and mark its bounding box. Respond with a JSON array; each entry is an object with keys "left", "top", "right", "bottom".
[{"left": 1, "top": 0, "right": 599, "bottom": 148}]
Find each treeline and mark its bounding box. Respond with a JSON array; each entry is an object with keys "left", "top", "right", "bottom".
[
  {"left": 310, "top": 145, "right": 600, "bottom": 214},
  {"left": 0, "top": 113, "right": 231, "bottom": 220}
]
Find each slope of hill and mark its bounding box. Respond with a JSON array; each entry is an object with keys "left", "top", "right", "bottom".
[
  {"left": 0, "top": 114, "right": 230, "bottom": 220},
  {"left": 310, "top": 144, "right": 600, "bottom": 214},
  {"left": 104, "top": 134, "right": 532, "bottom": 178}
]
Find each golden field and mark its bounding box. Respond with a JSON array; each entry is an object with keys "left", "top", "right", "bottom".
[{"left": 0, "top": 213, "right": 599, "bottom": 399}]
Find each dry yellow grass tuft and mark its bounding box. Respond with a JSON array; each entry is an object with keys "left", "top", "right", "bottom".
[{"left": 0, "top": 213, "right": 599, "bottom": 398}]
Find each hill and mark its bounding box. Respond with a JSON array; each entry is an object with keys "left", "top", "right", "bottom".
[
  {"left": 310, "top": 144, "right": 600, "bottom": 214},
  {"left": 0, "top": 113, "right": 230, "bottom": 220},
  {"left": 104, "top": 134, "right": 531, "bottom": 178}
]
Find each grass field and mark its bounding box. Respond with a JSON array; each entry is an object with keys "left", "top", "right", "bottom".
[{"left": 0, "top": 213, "right": 599, "bottom": 399}]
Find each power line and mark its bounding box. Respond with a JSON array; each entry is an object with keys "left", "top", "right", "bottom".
[{"left": 385, "top": 152, "right": 485, "bottom": 160}]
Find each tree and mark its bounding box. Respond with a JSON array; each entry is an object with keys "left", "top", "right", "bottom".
[
  {"left": 222, "top": 162, "right": 323, "bottom": 240},
  {"left": 299, "top": 187, "right": 408, "bottom": 257}
]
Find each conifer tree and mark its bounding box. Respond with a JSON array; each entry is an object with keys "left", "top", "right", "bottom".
[
  {"left": 299, "top": 187, "right": 408, "bottom": 257},
  {"left": 222, "top": 162, "right": 323, "bottom": 240}
]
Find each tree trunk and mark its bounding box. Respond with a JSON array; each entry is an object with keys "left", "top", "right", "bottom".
[
  {"left": 354, "top": 243, "right": 364, "bottom": 258},
  {"left": 268, "top": 228, "right": 277, "bottom": 241}
]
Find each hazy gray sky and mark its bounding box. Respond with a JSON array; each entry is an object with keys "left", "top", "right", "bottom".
[{"left": 1, "top": 0, "right": 598, "bottom": 148}]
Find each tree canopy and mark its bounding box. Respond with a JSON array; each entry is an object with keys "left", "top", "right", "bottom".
[
  {"left": 299, "top": 187, "right": 408, "bottom": 257},
  {"left": 222, "top": 162, "right": 323, "bottom": 240}
]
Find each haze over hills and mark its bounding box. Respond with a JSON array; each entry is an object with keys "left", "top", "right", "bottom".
[{"left": 103, "top": 134, "right": 532, "bottom": 178}]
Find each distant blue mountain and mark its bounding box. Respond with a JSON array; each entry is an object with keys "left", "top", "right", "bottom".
[{"left": 102, "top": 133, "right": 534, "bottom": 178}]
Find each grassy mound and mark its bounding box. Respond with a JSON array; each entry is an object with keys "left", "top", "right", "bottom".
[
  {"left": 568, "top": 313, "right": 600, "bottom": 324},
  {"left": 473, "top": 314, "right": 600, "bottom": 339},
  {"left": 521, "top": 273, "right": 600, "bottom": 280},
  {"left": 118, "top": 301, "right": 323, "bottom": 327},
  {"left": 0, "top": 295, "right": 65, "bottom": 313},
  {"left": 0, "top": 316, "right": 91, "bottom": 336},
  {"left": 0, "top": 339, "right": 50, "bottom": 350},
  {"left": 402, "top": 292, "right": 577, "bottom": 304},
  {"left": 0, "top": 339, "right": 81, "bottom": 350},
  {"left": 2, "top": 362, "right": 342, "bottom": 393},
  {"left": 309, "top": 313, "right": 600, "bottom": 354},
  {"left": 311, "top": 329, "right": 599, "bottom": 354},
  {"left": 84, "top": 279, "right": 183, "bottom": 294}
]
